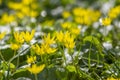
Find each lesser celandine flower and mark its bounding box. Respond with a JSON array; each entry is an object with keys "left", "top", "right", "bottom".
[
  {"left": 56, "top": 31, "right": 64, "bottom": 43},
  {"left": 56, "top": 31, "right": 75, "bottom": 49},
  {"left": 32, "top": 43, "right": 57, "bottom": 55},
  {"left": 27, "top": 56, "right": 36, "bottom": 64},
  {"left": 32, "top": 44, "right": 45, "bottom": 55},
  {"left": 1, "top": 13, "right": 15, "bottom": 24},
  {"left": 10, "top": 43, "right": 20, "bottom": 50},
  {"left": 8, "top": 2, "right": 23, "bottom": 10},
  {"left": 101, "top": 17, "right": 111, "bottom": 26},
  {"left": 63, "top": 31, "right": 75, "bottom": 49},
  {"left": 70, "top": 27, "right": 80, "bottom": 35},
  {"left": 21, "top": 29, "right": 35, "bottom": 43},
  {"left": 108, "top": 5, "right": 120, "bottom": 19},
  {"left": 73, "top": 7, "right": 101, "bottom": 25},
  {"left": 14, "top": 32, "right": 24, "bottom": 44},
  {"left": 43, "top": 33, "right": 55, "bottom": 45},
  {"left": 41, "top": 43, "right": 57, "bottom": 54},
  {"left": 62, "top": 11, "right": 71, "bottom": 19},
  {"left": 32, "top": 33, "right": 57, "bottom": 55},
  {"left": 0, "top": 31, "right": 6, "bottom": 40},
  {"left": 27, "top": 64, "right": 45, "bottom": 74},
  {"left": 61, "top": 22, "right": 72, "bottom": 29}
]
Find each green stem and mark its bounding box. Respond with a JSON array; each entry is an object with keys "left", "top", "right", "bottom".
[
  {"left": 34, "top": 74, "right": 38, "bottom": 80},
  {"left": 58, "top": 43, "right": 67, "bottom": 65},
  {"left": 97, "top": 52, "right": 99, "bottom": 66},
  {"left": 88, "top": 43, "right": 92, "bottom": 69},
  {"left": 0, "top": 50, "right": 5, "bottom": 61},
  {"left": 16, "top": 53, "right": 20, "bottom": 68}
]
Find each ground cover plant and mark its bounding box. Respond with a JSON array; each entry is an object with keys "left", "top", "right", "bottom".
[{"left": 0, "top": 0, "right": 120, "bottom": 80}]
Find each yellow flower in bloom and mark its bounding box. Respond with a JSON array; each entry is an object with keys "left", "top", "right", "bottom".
[
  {"left": 73, "top": 7, "right": 101, "bottom": 25},
  {"left": 21, "top": 7, "right": 30, "bottom": 16},
  {"left": 61, "top": 22, "right": 72, "bottom": 29},
  {"left": 75, "top": 17, "right": 84, "bottom": 24},
  {"left": 14, "top": 32, "right": 24, "bottom": 44},
  {"left": 107, "top": 77, "right": 120, "bottom": 80},
  {"left": 27, "top": 64, "right": 45, "bottom": 74},
  {"left": 10, "top": 43, "right": 20, "bottom": 50},
  {"left": 56, "top": 31, "right": 75, "bottom": 49},
  {"left": 62, "top": 11, "right": 71, "bottom": 18},
  {"left": 32, "top": 43, "right": 57, "bottom": 55},
  {"left": 41, "top": 44, "right": 57, "bottom": 54},
  {"left": 22, "top": 29, "right": 35, "bottom": 42},
  {"left": 56, "top": 31, "right": 64, "bottom": 42},
  {"left": 70, "top": 27, "right": 80, "bottom": 35},
  {"left": 0, "top": 31, "right": 6, "bottom": 40},
  {"left": 8, "top": 2, "right": 23, "bottom": 10},
  {"left": 30, "top": 10, "right": 38, "bottom": 17},
  {"left": 22, "top": 0, "right": 33, "bottom": 5},
  {"left": 43, "top": 33, "right": 55, "bottom": 45},
  {"left": 32, "top": 44, "right": 45, "bottom": 55},
  {"left": 1, "top": 13, "right": 15, "bottom": 24},
  {"left": 101, "top": 17, "right": 111, "bottom": 26},
  {"left": 73, "top": 7, "right": 84, "bottom": 16},
  {"left": 16, "top": 12, "right": 24, "bottom": 19},
  {"left": 108, "top": 6, "right": 120, "bottom": 19},
  {"left": 64, "top": 38, "right": 75, "bottom": 49},
  {"left": 64, "top": 32, "right": 75, "bottom": 49},
  {"left": 27, "top": 56, "right": 36, "bottom": 64}
]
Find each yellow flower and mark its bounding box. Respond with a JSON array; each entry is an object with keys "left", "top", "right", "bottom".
[
  {"left": 0, "top": 31, "right": 6, "bottom": 40},
  {"left": 1, "top": 13, "right": 15, "bottom": 24},
  {"left": 70, "top": 27, "right": 80, "bottom": 35},
  {"left": 22, "top": 29, "right": 35, "bottom": 42},
  {"left": 62, "top": 11, "right": 71, "bottom": 18},
  {"left": 27, "top": 64, "right": 45, "bottom": 74},
  {"left": 73, "top": 7, "right": 101, "bottom": 25},
  {"left": 30, "top": 10, "right": 38, "bottom": 17},
  {"left": 21, "top": 7, "right": 30, "bottom": 16},
  {"left": 108, "top": 6, "right": 120, "bottom": 19},
  {"left": 101, "top": 17, "right": 111, "bottom": 26},
  {"left": 75, "top": 17, "right": 84, "bottom": 24},
  {"left": 27, "top": 56, "right": 36, "bottom": 64},
  {"left": 32, "top": 44, "right": 45, "bottom": 55},
  {"left": 16, "top": 12, "right": 24, "bottom": 19},
  {"left": 10, "top": 43, "right": 20, "bottom": 50},
  {"left": 14, "top": 32, "right": 24, "bottom": 44},
  {"left": 56, "top": 31, "right": 75, "bottom": 49},
  {"left": 56, "top": 31, "right": 64, "bottom": 43},
  {"left": 41, "top": 43, "right": 57, "bottom": 54},
  {"left": 61, "top": 22, "right": 72, "bottom": 29},
  {"left": 107, "top": 77, "right": 120, "bottom": 80},
  {"left": 64, "top": 32, "right": 75, "bottom": 49},
  {"left": 43, "top": 33, "right": 55, "bottom": 45},
  {"left": 22, "top": 0, "right": 33, "bottom": 5},
  {"left": 8, "top": 2, "right": 23, "bottom": 10},
  {"left": 64, "top": 38, "right": 75, "bottom": 49},
  {"left": 32, "top": 43, "right": 57, "bottom": 55}
]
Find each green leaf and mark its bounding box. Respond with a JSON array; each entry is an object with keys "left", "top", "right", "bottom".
[
  {"left": 84, "top": 36, "right": 100, "bottom": 45},
  {"left": 11, "top": 68, "right": 32, "bottom": 79},
  {"left": 83, "top": 36, "right": 102, "bottom": 51},
  {"left": 10, "top": 63, "right": 15, "bottom": 69},
  {"left": 66, "top": 65, "right": 76, "bottom": 72}
]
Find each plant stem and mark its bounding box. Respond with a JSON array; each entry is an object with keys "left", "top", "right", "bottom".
[
  {"left": 34, "top": 74, "right": 38, "bottom": 80},
  {"left": 0, "top": 50, "right": 5, "bottom": 61},
  {"left": 88, "top": 43, "right": 92, "bottom": 69}
]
